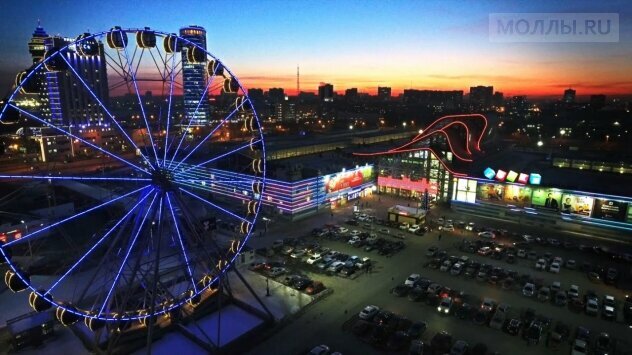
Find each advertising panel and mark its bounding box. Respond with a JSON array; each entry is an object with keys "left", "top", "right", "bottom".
[
  {"left": 560, "top": 194, "right": 593, "bottom": 217},
  {"left": 591, "top": 199, "right": 629, "bottom": 221},
  {"left": 503, "top": 185, "right": 532, "bottom": 205},
  {"left": 378, "top": 176, "right": 439, "bottom": 195},
  {"left": 532, "top": 188, "right": 563, "bottom": 209},
  {"left": 476, "top": 183, "right": 505, "bottom": 202},
  {"left": 323, "top": 165, "right": 373, "bottom": 195}
]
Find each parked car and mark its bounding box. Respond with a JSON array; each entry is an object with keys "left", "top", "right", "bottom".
[
  {"left": 549, "top": 262, "right": 561, "bottom": 273},
  {"left": 359, "top": 305, "right": 380, "bottom": 320},
  {"left": 426, "top": 246, "right": 439, "bottom": 257},
  {"left": 489, "top": 304, "right": 509, "bottom": 330},
  {"left": 522, "top": 283, "right": 535, "bottom": 297},
  {"left": 405, "top": 274, "right": 421, "bottom": 287},
  {"left": 478, "top": 231, "right": 495, "bottom": 239},
  {"left": 306, "top": 281, "right": 325, "bottom": 295},
  {"left": 481, "top": 298, "right": 496, "bottom": 313},
  {"left": 594, "top": 332, "right": 613, "bottom": 355},
  {"left": 568, "top": 285, "right": 580, "bottom": 299},
  {"left": 585, "top": 296, "right": 599, "bottom": 316},
  {"left": 450, "top": 340, "right": 468, "bottom": 355},
  {"left": 555, "top": 291, "right": 568, "bottom": 306},
  {"left": 535, "top": 259, "right": 547, "bottom": 271},
  {"left": 267, "top": 267, "right": 286, "bottom": 277},
  {"left": 308, "top": 344, "right": 330, "bottom": 355},
  {"left": 450, "top": 263, "right": 464, "bottom": 276},
  {"left": 392, "top": 284, "right": 410, "bottom": 297},
  {"left": 406, "top": 321, "right": 427, "bottom": 338},
  {"left": 506, "top": 318, "right": 522, "bottom": 335},
  {"left": 408, "top": 224, "right": 421, "bottom": 233},
  {"left": 537, "top": 287, "right": 550, "bottom": 302},
  {"left": 525, "top": 321, "right": 544, "bottom": 345},
  {"left": 602, "top": 295, "right": 616, "bottom": 320},
  {"left": 306, "top": 254, "right": 322, "bottom": 265},
  {"left": 566, "top": 259, "right": 577, "bottom": 269}
]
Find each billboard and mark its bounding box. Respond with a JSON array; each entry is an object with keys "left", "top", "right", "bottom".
[
  {"left": 503, "top": 185, "right": 532, "bottom": 205},
  {"left": 592, "top": 199, "right": 629, "bottom": 221},
  {"left": 476, "top": 183, "right": 505, "bottom": 202},
  {"left": 532, "top": 188, "right": 562, "bottom": 209},
  {"left": 560, "top": 194, "right": 593, "bottom": 217},
  {"left": 323, "top": 165, "right": 373, "bottom": 195}
]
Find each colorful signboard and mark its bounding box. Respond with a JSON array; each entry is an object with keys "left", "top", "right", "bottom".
[
  {"left": 532, "top": 188, "right": 563, "bottom": 209},
  {"left": 483, "top": 168, "right": 541, "bottom": 185},
  {"left": 560, "top": 194, "right": 593, "bottom": 217},
  {"left": 592, "top": 199, "right": 629, "bottom": 222},
  {"left": 323, "top": 165, "right": 373, "bottom": 194},
  {"left": 476, "top": 183, "right": 505, "bottom": 202}
]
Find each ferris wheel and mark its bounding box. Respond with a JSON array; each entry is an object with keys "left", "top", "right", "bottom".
[{"left": 0, "top": 26, "right": 266, "bottom": 331}]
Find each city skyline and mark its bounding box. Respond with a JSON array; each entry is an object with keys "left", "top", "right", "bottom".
[{"left": 0, "top": 0, "right": 631, "bottom": 99}]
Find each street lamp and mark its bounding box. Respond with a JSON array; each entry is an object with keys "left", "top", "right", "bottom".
[
  {"left": 402, "top": 122, "right": 407, "bottom": 128},
  {"left": 21, "top": 220, "right": 32, "bottom": 257},
  {"left": 537, "top": 141, "right": 543, "bottom": 147}
]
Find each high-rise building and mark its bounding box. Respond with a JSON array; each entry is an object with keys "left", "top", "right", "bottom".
[
  {"left": 377, "top": 86, "right": 391, "bottom": 100},
  {"left": 563, "top": 88, "right": 576, "bottom": 104},
  {"left": 43, "top": 35, "right": 109, "bottom": 126},
  {"left": 26, "top": 23, "right": 50, "bottom": 120},
  {"left": 345, "top": 88, "right": 358, "bottom": 99},
  {"left": 590, "top": 94, "right": 606, "bottom": 110},
  {"left": 492, "top": 91, "right": 504, "bottom": 107},
  {"left": 507, "top": 96, "right": 529, "bottom": 119},
  {"left": 267, "top": 88, "right": 285, "bottom": 104},
  {"left": 318, "top": 83, "right": 334, "bottom": 102},
  {"left": 180, "top": 25, "right": 209, "bottom": 126},
  {"left": 469, "top": 86, "right": 493, "bottom": 110},
  {"left": 402, "top": 90, "right": 463, "bottom": 109}
]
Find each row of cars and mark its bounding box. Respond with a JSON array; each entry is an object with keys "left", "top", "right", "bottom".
[
  {"left": 313, "top": 224, "right": 407, "bottom": 256},
  {"left": 426, "top": 245, "right": 623, "bottom": 321},
  {"left": 393, "top": 272, "right": 617, "bottom": 353},
  {"left": 249, "top": 262, "right": 326, "bottom": 295},
  {"left": 352, "top": 304, "right": 483, "bottom": 355}
]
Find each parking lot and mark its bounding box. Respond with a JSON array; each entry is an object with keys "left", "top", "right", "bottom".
[{"left": 248, "top": 193, "right": 632, "bottom": 355}]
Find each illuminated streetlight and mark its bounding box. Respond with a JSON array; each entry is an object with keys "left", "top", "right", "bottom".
[
  {"left": 418, "top": 129, "right": 424, "bottom": 134},
  {"left": 349, "top": 125, "right": 353, "bottom": 130},
  {"left": 537, "top": 141, "right": 544, "bottom": 147},
  {"left": 560, "top": 129, "right": 566, "bottom": 136},
  {"left": 402, "top": 122, "right": 407, "bottom": 128}
]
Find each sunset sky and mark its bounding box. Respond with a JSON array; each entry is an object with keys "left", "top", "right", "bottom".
[{"left": 0, "top": 0, "right": 631, "bottom": 98}]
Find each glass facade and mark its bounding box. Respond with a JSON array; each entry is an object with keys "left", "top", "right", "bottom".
[{"left": 180, "top": 26, "right": 209, "bottom": 126}]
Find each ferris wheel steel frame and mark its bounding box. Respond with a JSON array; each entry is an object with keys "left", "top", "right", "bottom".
[{"left": 0, "top": 26, "right": 267, "bottom": 329}]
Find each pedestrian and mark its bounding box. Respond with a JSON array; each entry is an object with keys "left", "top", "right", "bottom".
[{"left": 438, "top": 234, "right": 442, "bottom": 241}]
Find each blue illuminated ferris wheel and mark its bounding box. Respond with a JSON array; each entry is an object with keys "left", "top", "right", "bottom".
[{"left": 0, "top": 26, "right": 266, "bottom": 330}]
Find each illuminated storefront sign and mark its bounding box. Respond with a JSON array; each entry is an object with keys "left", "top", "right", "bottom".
[
  {"left": 483, "top": 168, "right": 541, "bottom": 185},
  {"left": 377, "top": 176, "right": 439, "bottom": 195}
]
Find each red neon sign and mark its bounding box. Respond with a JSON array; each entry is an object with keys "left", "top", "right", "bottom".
[{"left": 378, "top": 176, "right": 438, "bottom": 195}]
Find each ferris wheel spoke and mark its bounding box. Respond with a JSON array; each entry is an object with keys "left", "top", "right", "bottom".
[
  {"left": 0, "top": 174, "right": 151, "bottom": 182},
  {"left": 46, "top": 188, "right": 154, "bottom": 294},
  {"left": 119, "top": 32, "right": 160, "bottom": 166},
  {"left": 166, "top": 193, "right": 198, "bottom": 293},
  {"left": 170, "top": 101, "right": 246, "bottom": 171},
  {"left": 167, "top": 62, "right": 223, "bottom": 168},
  {"left": 99, "top": 190, "right": 158, "bottom": 315},
  {"left": 163, "top": 38, "right": 180, "bottom": 166},
  {"left": 147, "top": 48, "right": 166, "bottom": 81},
  {"left": 103, "top": 50, "right": 131, "bottom": 82},
  {"left": 8, "top": 104, "right": 149, "bottom": 174},
  {"left": 3, "top": 185, "right": 150, "bottom": 247},
  {"left": 174, "top": 139, "right": 262, "bottom": 177},
  {"left": 179, "top": 187, "right": 251, "bottom": 225}
]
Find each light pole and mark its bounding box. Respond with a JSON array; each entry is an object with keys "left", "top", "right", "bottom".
[
  {"left": 266, "top": 277, "right": 270, "bottom": 297},
  {"left": 21, "top": 220, "right": 32, "bottom": 257}
]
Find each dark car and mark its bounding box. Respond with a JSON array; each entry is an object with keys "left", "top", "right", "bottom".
[
  {"left": 392, "top": 284, "right": 410, "bottom": 297},
  {"left": 352, "top": 320, "right": 374, "bottom": 336},
  {"left": 386, "top": 331, "right": 409, "bottom": 351},
  {"left": 547, "top": 322, "right": 570, "bottom": 349},
  {"left": 374, "top": 310, "right": 394, "bottom": 325},
  {"left": 408, "top": 287, "right": 426, "bottom": 302},
  {"left": 624, "top": 295, "right": 632, "bottom": 326},
  {"left": 370, "top": 324, "right": 389, "bottom": 346},
  {"left": 407, "top": 321, "right": 427, "bottom": 338},
  {"left": 340, "top": 267, "right": 356, "bottom": 277},
  {"left": 524, "top": 321, "right": 543, "bottom": 345},
  {"left": 293, "top": 278, "right": 313, "bottom": 290},
  {"left": 505, "top": 318, "right": 522, "bottom": 336},
  {"left": 594, "top": 332, "right": 612, "bottom": 355},
  {"left": 455, "top": 303, "right": 474, "bottom": 320},
  {"left": 430, "top": 331, "right": 453, "bottom": 355}
]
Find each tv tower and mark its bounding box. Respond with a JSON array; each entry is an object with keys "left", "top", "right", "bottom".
[{"left": 296, "top": 64, "right": 300, "bottom": 96}]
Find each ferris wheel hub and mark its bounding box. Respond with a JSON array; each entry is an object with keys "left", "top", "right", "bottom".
[{"left": 151, "top": 168, "right": 174, "bottom": 191}]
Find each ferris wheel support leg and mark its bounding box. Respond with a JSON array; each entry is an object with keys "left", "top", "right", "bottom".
[
  {"left": 146, "top": 194, "right": 165, "bottom": 353},
  {"left": 231, "top": 266, "right": 275, "bottom": 321}
]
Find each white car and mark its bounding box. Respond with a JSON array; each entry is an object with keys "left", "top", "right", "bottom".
[
  {"left": 450, "top": 262, "right": 464, "bottom": 275},
  {"left": 522, "top": 234, "right": 535, "bottom": 243},
  {"left": 522, "top": 283, "right": 535, "bottom": 297},
  {"left": 568, "top": 285, "right": 580, "bottom": 299},
  {"left": 478, "top": 231, "right": 495, "bottom": 239},
  {"left": 408, "top": 225, "right": 420, "bottom": 233},
  {"left": 443, "top": 224, "right": 454, "bottom": 232},
  {"left": 399, "top": 223, "right": 410, "bottom": 230},
  {"left": 359, "top": 305, "right": 380, "bottom": 320},
  {"left": 549, "top": 262, "right": 561, "bottom": 273},
  {"left": 378, "top": 228, "right": 390, "bottom": 234},
  {"left": 571, "top": 339, "right": 588, "bottom": 355},
  {"left": 290, "top": 249, "right": 307, "bottom": 258},
  {"left": 566, "top": 259, "right": 576, "bottom": 269},
  {"left": 586, "top": 298, "right": 599, "bottom": 316},
  {"left": 348, "top": 236, "right": 361, "bottom": 245},
  {"left": 535, "top": 259, "right": 547, "bottom": 271},
  {"left": 405, "top": 273, "right": 421, "bottom": 287},
  {"left": 337, "top": 227, "right": 348, "bottom": 234},
  {"left": 349, "top": 230, "right": 361, "bottom": 237},
  {"left": 306, "top": 254, "right": 322, "bottom": 265},
  {"left": 465, "top": 222, "right": 475, "bottom": 231}
]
